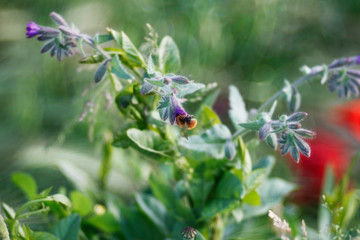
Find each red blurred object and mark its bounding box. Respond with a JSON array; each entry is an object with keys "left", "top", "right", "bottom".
[
  {"left": 332, "top": 99, "right": 360, "bottom": 142},
  {"left": 289, "top": 131, "right": 351, "bottom": 205}
]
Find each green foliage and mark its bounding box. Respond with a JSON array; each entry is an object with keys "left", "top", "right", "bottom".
[
  {"left": 10, "top": 7, "right": 360, "bottom": 240},
  {"left": 12, "top": 172, "right": 38, "bottom": 200},
  {"left": 51, "top": 214, "right": 81, "bottom": 240},
  {"left": 179, "top": 124, "right": 231, "bottom": 159},
  {"left": 229, "top": 85, "right": 248, "bottom": 130},
  {"left": 159, "top": 36, "right": 181, "bottom": 73}
]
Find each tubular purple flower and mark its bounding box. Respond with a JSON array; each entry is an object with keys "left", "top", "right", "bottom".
[
  {"left": 170, "top": 94, "right": 187, "bottom": 125},
  {"left": 357, "top": 55, "right": 360, "bottom": 64},
  {"left": 173, "top": 106, "right": 187, "bottom": 124},
  {"left": 26, "top": 21, "right": 41, "bottom": 38}
]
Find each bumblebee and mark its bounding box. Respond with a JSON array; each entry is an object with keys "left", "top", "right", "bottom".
[{"left": 176, "top": 114, "right": 197, "bottom": 139}]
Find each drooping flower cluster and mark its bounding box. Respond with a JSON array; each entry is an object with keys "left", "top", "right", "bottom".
[
  {"left": 241, "top": 111, "right": 316, "bottom": 162},
  {"left": 327, "top": 69, "right": 360, "bottom": 98},
  {"left": 26, "top": 12, "right": 78, "bottom": 61}
]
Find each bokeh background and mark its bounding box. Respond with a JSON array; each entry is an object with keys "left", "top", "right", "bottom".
[{"left": 1, "top": 0, "right": 360, "bottom": 226}]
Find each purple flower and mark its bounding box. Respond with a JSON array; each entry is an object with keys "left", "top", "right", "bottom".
[
  {"left": 26, "top": 21, "right": 41, "bottom": 38},
  {"left": 357, "top": 54, "right": 360, "bottom": 65},
  {"left": 170, "top": 95, "right": 187, "bottom": 125}
]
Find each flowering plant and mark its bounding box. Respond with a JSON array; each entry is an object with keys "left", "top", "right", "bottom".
[{"left": 1, "top": 11, "right": 360, "bottom": 240}]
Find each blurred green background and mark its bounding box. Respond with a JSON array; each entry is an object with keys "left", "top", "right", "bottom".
[{"left": 1, "top": 0, "right": 360, "bottom": 209}]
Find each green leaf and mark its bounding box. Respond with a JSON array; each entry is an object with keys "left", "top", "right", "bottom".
[
  {"left": 115, "top": 82, "right": 136, "bottom": 109},
  {"left": 70, "top": 191, "right": 92, "bottom": 216},
  {"left": 106, "top": 28, "right": 122, "bottom": 47},
  {"left": 86, "top": 212, "right": 119, "bottom": 234},
  {"left": 238, "top": 119, "right": 266, "bottom": 131},
  {"left": 200, "top": 105, "right": 221, "bottom": 128},
  {"left": 318, "top": 167, "right": 334, "bottom": 237},
  {"left": 120, "top": 207, "right": 165, "bottom": 240},
  {"left": 149, "top": 175, "right": 195, "bottom": 222},
  {"left": 243, "top": 190, "right": 261, "bottom": 206},
  {"left": 252, "top": 156, "right": 275, "bottom": 177},
  {"left": 51, "top": 214, "right": 81, "bottom": 240},
  {"left": 146, "top": 78, "right": 165, "bottom": 87},
  {"left": 1, "top": 203, "right": 15, "bottom": 220},
  {"left": 136, "top": 194, "right": 169, "bottom": 235},
  {"left": 188, "top": 178, "right": 214, "bottom": 209},
  {"left": 12, "top": 172, "right": 37, "bottom": 200},
  {"left": 127, "top": 129, "right": 170, "bottom": 157},
  {"left": 121, "top": 31, "right": 145, "bottom": 67},
  {"left": 283, "top": 80, "right": 292, "bottom": 102},
  {"left": 111, "top": 55, "right": 132, "bottom": 79},
  {"left": 47, "top": 194, "right": 72, "bottom": 209},
  {"left": 93, "top": 33, "right": 113, "bottom": 45},
  {"left": 225, "top": 139, "right": 236, "bottom": 161},
  {"left": 321, "top": 64, "right": 328, "bottom": 85},
  {"left": 175, "top": 83, "right": 205, "bottom": 98},
  {"left": 147, "top": 54, "right": 155, "bottom": 76},
  {"left": 201, "top": 173, "right": 244, "bottom": 219},
  {"left": 237, "top": 137, "right": 252, "bottom": 179},
  {"left": 31, "top": 232, "right": 59, "bottom": 240},
  {"left": 94, "top": 59, "right": 110, "bottom": 83},
  {"left": 215, "top": 172, "right": 244, "bottom": 199},
  {"left": 244, "top": 168, "right": 267, "bottom": 192},
  {"left": 0, "top": 215, "right": 10, "bottom": 240},
  {"left": 159, "top": 36, "right": 181, "bottom": 73},
  {"left": 243, "top": 178, "right": 296, "bottom": 218},
  {"left": 229, "top": 85, "right": 248, "bottom": 130},
  {"left": 179, "top": 124, "right": 231, "bottom": 159},
  {"left": 201, "top": 199, "right": 239, "bottom": 219}
]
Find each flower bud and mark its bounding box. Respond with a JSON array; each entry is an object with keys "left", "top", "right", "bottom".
[
  {"left": 259, "top": 122, "right": 271, "bottom": 140},
  {"left": 294, "top": 129, "right": 316, "bottom": 139},
  {"left": 294, "top": 135, "right": 311, "bottom": 157},
  {"left": 287, "top": 112, "right": 308, "bottom": 122},
  {"left": 50, "top": 12, "right": 69, "bottom": 27},
  {"left": 287, "top": 122, "right": 301, "bottom": 129},
  {"left": 181, "top": 227, "right": 197, "bottom": 240},
  {"left": 40, "top": 40, "right": 56, "bottom": 54},
  {"left": 225, "top": 138, "right": 236, "bottom": 161},
  {"left": 171, "top": 75, "right": 190, "bottom": 84}
]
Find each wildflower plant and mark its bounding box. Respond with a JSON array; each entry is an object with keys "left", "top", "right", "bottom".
[{"left": 2, "top": 11, "right": 360, "bottom": 240}]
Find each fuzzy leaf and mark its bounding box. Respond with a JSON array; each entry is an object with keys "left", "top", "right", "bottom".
[
  {"left": 94, "top": 59, "right": 110, "bottom": 83},
  {"left": 175, "top": 83, "right": 205, "bottom": 98},
  {"left": 179, "top": 124, "right": 231, "bottom": 159},
  {"left": 159, "top": 36, "right": 181, "bottom": 73},
  {"left": 106, "top": 28, "right": 122, "bottom": 47},
  {"left": 111, "top": 55, "right": 132, "bottom": 79},
  {"left": 200, "top": 105, "right": 221, "bottom": 128},
  {"left": 51, "top": 214, "right": 81, "bottom": 240},
  {"left": 94, "top": 33, "right": 113, "bottom": 45},
  {"left": 121, "top": 31, "right": 145, "bottom": 67},
  {"left": 243, "top": 178, "right": 296, "bottom": 218},
  {"left": 147, "top": 54, "right": 155, "bottom": 76},
  {"left": 229, "top": 85, "right": 248, "bottom": 130},
  {"left": 127, "top": 129, "right": 170, "bottom": 156}
]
